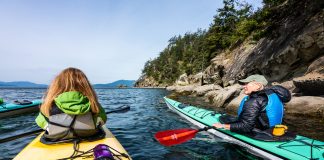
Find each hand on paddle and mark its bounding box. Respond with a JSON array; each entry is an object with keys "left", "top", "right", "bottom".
[{"left": 213, "top": 123, "right": 230, "bottom": 130}]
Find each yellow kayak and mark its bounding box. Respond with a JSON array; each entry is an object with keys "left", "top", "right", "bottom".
[{"left": 14, "top": 126, "right": 131, "bottom": 160}]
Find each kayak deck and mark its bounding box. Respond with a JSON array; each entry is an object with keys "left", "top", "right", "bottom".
[
  {"left": 164, "top": 97, "right": 324, "bottom": 160},
  {"left": 14, "top": 126, "right": 131, "bottom": 160}
]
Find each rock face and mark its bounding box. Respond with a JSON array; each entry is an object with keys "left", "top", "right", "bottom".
[
  {"left": 135, "top": 0, "right": 324, "bottom": 117},
  {"left": 166, "top": 85, "right": 198, "bottom": 94},
  {"left": 306, "top": 56, "right": 324, "bottom": 74},
  {"left": 292, "top": 56, "right": 324, "bottom": 96},
  {"left": 285, "top": 96, "right": 324, "bottom": 117},
  {"left": 203, "top": 58, "right": 225, "bottom": 86},
  {"left": 221, "top": 1, "right": 324, "bottom": 85},
  {"left": 197, "top": 0, "right": 324, "bottom": 117},
  {"left": 293, "top": 73, "right": 324, "bottom": 96},
  {"left": 175, "top": 73, "right": 190, "bottom": 86},
  {"left": 134, "top": 75, "right": 163, "bottom": 87},
  {"left": 193, "top": 84, "right": 222, "bottom": 96},
  {"left": 211, "top": 84, "right": 241, "bottom": 108}
]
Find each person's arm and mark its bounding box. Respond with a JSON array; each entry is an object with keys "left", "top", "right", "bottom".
[
  {"left": 229, "top": 97, "right": 265, "bottom": 133},
  {"left": 35, "top": 112, "right": 48, "bottom": 129},
  {"left": 97, "top": 104, "right": 107, "bottom": 123}
]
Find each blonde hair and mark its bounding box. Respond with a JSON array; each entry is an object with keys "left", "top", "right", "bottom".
[{"left": 40, "top": 67, "right": 100, "bottom": 117}]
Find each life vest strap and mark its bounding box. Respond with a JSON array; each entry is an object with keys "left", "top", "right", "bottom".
[{"left": 40, "top": 125, "right": 106, "bottom": 144}]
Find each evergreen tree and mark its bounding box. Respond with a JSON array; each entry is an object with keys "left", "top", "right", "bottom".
[{"left": 140, "top": 0, "right": 285, "bottom": 85}]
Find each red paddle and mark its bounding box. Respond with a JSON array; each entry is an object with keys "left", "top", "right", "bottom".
[{"left": 154, "top": 126, "right": 214, "bottom": 146}]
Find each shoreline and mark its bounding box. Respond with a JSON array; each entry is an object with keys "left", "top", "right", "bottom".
[
  {"left": 133, "top": 87, "right": 166, "bottom": 89},
  {"left": 165, "top": 84, "right": 324, "bottom": 119}
]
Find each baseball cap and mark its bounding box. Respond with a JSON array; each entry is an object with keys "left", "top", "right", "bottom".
[{"left": 238, "top": 74, "right": 268, "bottom": 86}]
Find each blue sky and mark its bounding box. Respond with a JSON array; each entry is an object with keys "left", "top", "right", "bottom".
[{"left": 0, "top": 0, "right": 262, "bottom": 84}]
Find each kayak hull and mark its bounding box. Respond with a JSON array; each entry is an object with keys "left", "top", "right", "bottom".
[
  {"left": 164, "top": 97, "right": 324, "bottom": 160},
  {"left": 14, "top": 126, "right": 131, "bottom": 160},
  {"left": 0, "top": 100, "right": 42, "bottom": 118}
]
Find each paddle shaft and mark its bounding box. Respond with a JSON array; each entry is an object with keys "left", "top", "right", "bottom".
[
  {"left": 0, "top": 105, "right": 130, "bottom": 143},
  {"left": 198, "top": 126, "right": 215, "bottom": 132},
  {"left": 0, "top": 129, "right": 43, "bottom": 143}
]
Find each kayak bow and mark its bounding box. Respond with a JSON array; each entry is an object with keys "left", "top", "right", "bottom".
[
  {"left": 14, "top": 126, "right": 131, "bottom": 160},
  {"left": 0, "top": 100, "right": 42, "bottom": 118}
]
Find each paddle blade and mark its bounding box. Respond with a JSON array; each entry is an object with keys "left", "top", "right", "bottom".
[
  {"left": 154, "top": 128, "right": 199, "bottom": 146},
  {"left": 114, "top": 105, "right": 130, "bottom": 113},
  {"left": 105, "top": 105, "right": 130, "bottom": 114}
]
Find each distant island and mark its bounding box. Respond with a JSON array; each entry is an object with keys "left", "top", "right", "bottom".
[
  {"left": 0, "top": 81, "right": 47, "bottom": 88},
  {"left": 0, "top": 80, "right": 135, "bottom": 88},
  {"left": 93, "top": 80, "right": 135, "bottom": 88}
]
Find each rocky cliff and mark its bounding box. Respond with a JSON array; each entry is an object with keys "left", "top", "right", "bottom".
[{"left": 136, "top": 0, "right": 324, "bottom": 117}]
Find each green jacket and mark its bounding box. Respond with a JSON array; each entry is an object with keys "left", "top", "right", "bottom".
[{"left": 35, "top": 91, "right": 107, "bottom": 129}]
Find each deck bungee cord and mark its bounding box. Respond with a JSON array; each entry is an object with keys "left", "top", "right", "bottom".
[
  {"left": 58, "top": 142, "right": 130, "bottom": 160},
  {"left": 0, "top": 104, "right": 6, "bottom": 108},
  {"left": 177, "top": 102, "right": 216, "bottom": 119},
  {"left": 277, "top": 138, "right": 324, "bottom": 160}
]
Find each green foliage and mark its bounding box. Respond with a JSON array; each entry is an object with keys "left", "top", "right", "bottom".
[
  {"left": 263, "top": 0, "right": 286, "bottom": 7},
  {"left": 236, "top": 19, "right": 258, "bottom": 37},
  {"left": 141, "top": 30, "right": 210, "bottom": 83},
  {"left": 140, "top": 0, "right": 284, "bottom": 85},
  {"left": 205, "top": 0, "right": 253, "bottom": 53}
]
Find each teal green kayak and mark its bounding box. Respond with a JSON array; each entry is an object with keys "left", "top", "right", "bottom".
[
  {"left": 164, "top": 97, "right": 324, "bottom": 160},
  {"left": 0, "top": 100, "right": 42, "bottom": 118}
]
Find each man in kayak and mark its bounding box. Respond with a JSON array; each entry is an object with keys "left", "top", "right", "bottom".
[
  {"left": 213, "top": 74, "right": 291, "bottom": 133},
  {"left": 35, "top": 67, "right": 107, "bottom": 141}
]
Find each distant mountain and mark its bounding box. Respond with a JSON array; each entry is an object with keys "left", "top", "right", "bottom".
[
  {"left": 0, "top": 80, "right": 136, "bottom": 88},
  {"left": 0, "top": 81, "right": 48, "bottom": 88},
  {"left": 93, "top": 80, "right": 135, "bottom": 88}
]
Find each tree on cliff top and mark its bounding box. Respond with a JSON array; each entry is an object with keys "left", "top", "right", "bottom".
[{"left": 140, "top": 0, "right": 287, "bottom": 85}]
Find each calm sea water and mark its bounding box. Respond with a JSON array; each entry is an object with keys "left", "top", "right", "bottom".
[{"left": 0, "top": 88, "right": 323, "bottom": 160}]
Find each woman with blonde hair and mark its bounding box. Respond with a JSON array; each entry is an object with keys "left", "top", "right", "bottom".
[{"left": 36, "top": 67, "right": 106, "bottom": 141}]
